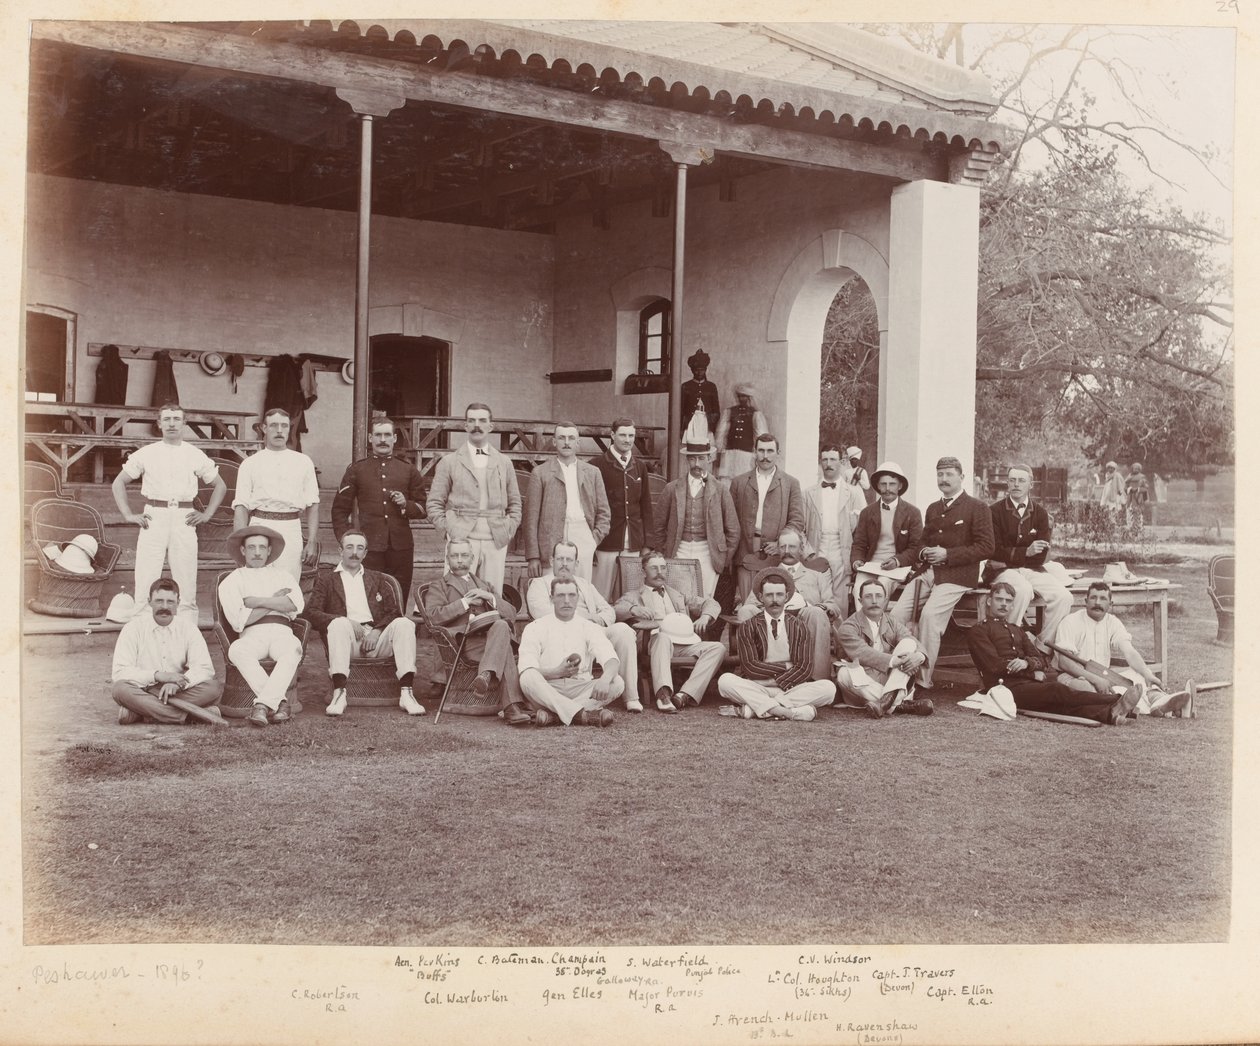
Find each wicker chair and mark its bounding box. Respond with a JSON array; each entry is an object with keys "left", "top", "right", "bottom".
[
  {"left": 29, "top": 498, "right": 122, "bottom": 617},
  {"left": 194, "top": 460, "right": 238, "bottom": 560},
  {"left": 1207, "top": 554, "right": 1234, "bottom": 643},
  {"left": 414, "top": 580, "right": 503, "bottom": 716},
  {"left": 309, "top": 573, "right": 410, "bottom": 708},
  {"left": 212, "top": 570, "right": 309, "bottom": 718}
]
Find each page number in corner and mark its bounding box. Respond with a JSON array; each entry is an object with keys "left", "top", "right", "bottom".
[{"left": 1217, "top": 0, "right": 1239, "bottom": 11}]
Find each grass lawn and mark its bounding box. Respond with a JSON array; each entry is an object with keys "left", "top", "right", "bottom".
[{"left": 21, "top": 559, "right": 1233, "bottom": 946}]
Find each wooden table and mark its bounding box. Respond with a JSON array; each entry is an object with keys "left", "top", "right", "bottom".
[
  {"left": 24, "top": 402, "right": 260, "bottom": 483},
  {"left": 965, "top": 580, "right": 1183, "bottom": 686}
]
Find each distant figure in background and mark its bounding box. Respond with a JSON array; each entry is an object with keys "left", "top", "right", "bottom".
[
  {"left": 1152, "top": 472, "right": 1168, "bottom": 504},
  {"left": 847, "top": 446, "right": 876, "bottom": 506},
  {"left": 679, "top": 350, "right": 720, "bottom": 439},
  {"left": 1099, "top": 461, "right": 1127, "bottom": 508},
  {"left": 715, "top": 383, "right": 768, "bottom": 482},
  {"left": 1125, "top": 463, "right": 1150, "bottom": 507}
]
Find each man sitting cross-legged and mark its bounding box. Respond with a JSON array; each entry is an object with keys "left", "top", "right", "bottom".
[
  {"left": 835, "top": 578, "right": 934, "bottom": 718},
  {"left": 717, "top": 567, "right": 836, "bottom": 721},
  {"left": 526, "top": 539, "right": 642, "bottom": 713},
  {"left": 517, "top": 577, "right": 624, "bottom": 727},
  {"left": 302, "top": 530, "right": 425, "bottom": 718},
  {"left": 967, "top": 582, "right": 1143, "bottom": 725},
  {"left": 614, "top": 549, "right": 724, "bottom": 713},
  {"left": 112, "top": 577, "right": 224, "bottom": 725},
  {"left": 423, "top": 538, "right": 531, "bottom": 726}
]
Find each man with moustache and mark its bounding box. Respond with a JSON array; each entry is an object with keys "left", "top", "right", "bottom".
[
  {"left": 331, "top": 417, "right": 428, "bottom": 601},
  {"left": 729, "top": 433, "right": 806, "bottom": 601},
  {"left": 111, "top": 577, "right": 224, "bottom": 725},
  {"left": 652, "top": 438, "right": 740, "bottom": 600},
  {"left": 302, "top": 530, "right": 424, "bottom": 718},
  {"left": 422, "top": 538, "right": 531, "bottom": 726},
  {"left": 217, "top": 525, "right": 305, "bottom": 728},
  {"left": 717, "top": 568, "right": 836, "bottom": 721},
  {"left": 894, "top": 455, "right": 994, "bottom": 691},
  {"left": 524, "top": 421, "right": 611, "bottom": 582},
  {"left": 233, "top": 408, "right": 321, "bottom": 583},
  {"left": 804, "top": 444, "right": 867, "bottom": 608},
  {"left": 526, "top": 539, "right": 642, "bottom": 713},
  {"left": 111, "top": 402, "right": 227, "bottom": 619},
  {"left": 835, "top": 579, "right": 932, "bottom": 718},
  {"left": 426, "top": 403, "right": 522, "bottom": 595},
  {"left": 591, "top": 417, "right": 655, "bottom": 601},
  {"left": 849, "top": 461, "right": 923, "bottom": 600}
]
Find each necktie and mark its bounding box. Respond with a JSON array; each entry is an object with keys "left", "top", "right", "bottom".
[
  {"left": 882, "top": 502, "right": 892, "bottom": 511},
  {"left": 771, "top": 618, "right": 779, "bottom": 639},
  {"left": 821, "top": 481, "right": 836, "bottom": 489},
  {"left": 942, "top": 498, "right": 954, "bottom": 512},
  {"left": 620, "top": 456, "right": 630, "bottom": 469},
  {"left": 1016, "top": 503, "right": 1026, "bottom": 517}
]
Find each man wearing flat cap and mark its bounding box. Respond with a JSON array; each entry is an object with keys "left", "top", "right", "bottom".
[
  {"left": 680, "top": 350, "right": 720, "bottom": 438},
  {"left": 217, "top": 524, "right": 305, "bottom": 727},
  {"left": 849, "top": 460, "right": 923, "bottom": 600},
  {"left": 894, "top": 455, "right": 994, "bottom": 691},
  {"left": 717, "top": 566, "right": 836, "bottom": 721},
  {"left": 714, "top": 383, "right": 768, "bottom": 483}
]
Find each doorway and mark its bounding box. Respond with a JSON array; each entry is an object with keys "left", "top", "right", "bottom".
[
  {"left": 26, "top": 308, "right": 73, "bottom": 403},
  {"left": 369, "top": 335, "right": 451, "bottom": 450}
]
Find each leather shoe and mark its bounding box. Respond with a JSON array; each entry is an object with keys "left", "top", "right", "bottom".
[
  {"left": 655, "top": 694, "right": 678, "bottom": 713},
  {"left": 327, "top": 688, "right": 348, "bottom": 717},
  {"left": 533, "top": 709, "right": 557, "bottom": 727},
  {"left": 576, "top": 709, "right": 614, "bottom": 727},
  {"left": 625, "top": 699, "right": 644, "bottom": 713},
  {"left": 894, "top": 698, "right": 935, "bottom": 716},
  {"left": 247, "top": 703, "right": 269, "bottom": 728},
  {"left": 503, "top": 702, "right": 531, "bottom": 726},
  {"left": 270, "top": 699, "right": 291, "bottom": 723},
  {"left": 399, "top": 687, "right": 427, "bottom": 716},
  {"left": 473, "top": 671, "right": 499, "bottom": 696}
]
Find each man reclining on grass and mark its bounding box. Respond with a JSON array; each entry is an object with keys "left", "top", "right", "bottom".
[
  {"left": 967, "top": 582, "right": 1142, "bottom": 725},
  {"left": 834, "top": 578, "right": 933, "bottom": 718},
  {"left": 112, "top": 577, "right": 224, "bottom": 725}
]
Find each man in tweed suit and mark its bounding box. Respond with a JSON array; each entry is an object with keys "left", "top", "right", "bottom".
[
  {"left": 302, "top": 531, "right": 423, "bottom": 718},
  {"left": 426, "top": 403, "right": 521, "bottom": 596},
  {"left": 524, "top": 421, "right": 611, "bottom": 582},
  {"left": 728, "top": 433, "right": 806, "bottom": 601},
  {"left": 652, "top": 439, "right": 740, "bottom": 599},
  {"left": 591, "top": 417, "right": 656, "bottom": 600},
  {"left": 717, "top": 568, "right": 836, "bottom": 720},
  {"left": 892, "top": 455, "right": 995, "bottom": 689}
]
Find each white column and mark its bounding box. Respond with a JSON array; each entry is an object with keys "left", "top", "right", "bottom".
[{"left": 881, "top": 181, "right": 981, "bottom": 504}]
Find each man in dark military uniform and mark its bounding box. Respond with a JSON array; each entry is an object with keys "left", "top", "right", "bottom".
[
  {"left": 331, "top": 417, "right": 427, "bottom": 602},
  {"left": 679, "top": 349, "right": 720, "bottom": 437}
]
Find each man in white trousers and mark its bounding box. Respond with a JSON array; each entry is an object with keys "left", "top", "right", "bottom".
[
  {"left": 217, "top": 525, "right": 304, "bottom": 728},
  {"left": 835, "top": 579, "right": 934, "bottom": 718},
  {"left": 112, "top": 402, "right": 226, "bottom": 619},
  {"left": 803, "top": 444, "right": 866, "bottom": 609}
]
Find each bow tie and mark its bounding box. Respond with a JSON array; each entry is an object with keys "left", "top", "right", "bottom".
[
  {"left": 474, "top": 448, "right": 487, "bottom": 456},
  {"left": 652, "top": 586, "right": 666, "bottom": 595},
  {"left": 821, "top": 481, "right": 837, "bottom": 489},
  {"left": 1014, "top": 502, "right": 1027, "bottom": 515}
]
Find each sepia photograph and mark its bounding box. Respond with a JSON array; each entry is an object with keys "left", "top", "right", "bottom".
[{"left": 4, "top": 2, "right": 1252, "bottom": 1043}]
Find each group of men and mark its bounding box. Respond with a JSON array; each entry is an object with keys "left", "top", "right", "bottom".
[{"left": 106, "top": 399, "right": 1188, "bottom": 731}]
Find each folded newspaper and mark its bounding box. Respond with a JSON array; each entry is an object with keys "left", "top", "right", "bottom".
[{"left": 854, "top": 560, "right": 911, "bottom": 582}]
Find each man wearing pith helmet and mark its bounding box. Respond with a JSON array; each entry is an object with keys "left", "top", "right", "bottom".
[{"left": 849, "top": 460, "right": 923, "bottom": 600}]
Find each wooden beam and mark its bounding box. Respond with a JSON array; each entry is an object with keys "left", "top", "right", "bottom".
[{"left": 34, "top": 21, "right": 949, "bottom": 183}]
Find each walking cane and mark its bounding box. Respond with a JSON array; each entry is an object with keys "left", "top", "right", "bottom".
[{"left": 434, "top": 628, "right": 470, "bottom": 725}]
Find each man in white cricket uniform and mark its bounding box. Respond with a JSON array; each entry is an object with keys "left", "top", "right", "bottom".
[
  {"left": 112, "top": 402, "right": 226, "bottom": 618},
  {"left": 233, "top": 408, "right": 320, "bottom": 583}
]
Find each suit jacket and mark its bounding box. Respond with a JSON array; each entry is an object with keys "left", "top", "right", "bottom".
[
  {"left": 803, "top": 481, "right": 864, "bottom": 552},
  {"left": 732, "top": 612, "right": 811, "bottom": 689},
  {"left": 331, "top": 454, "right": 427, "bottom": 551},
  {"left": 836, "top": 609, "right": 916, "bottom": 682},
  {"left": 737, "top": 562, "right": 839, "bottom": 619},
  {"left": 966, "top": 616, "right": 1049, "bottom": 690},
  {"left": 850, "top": 499, "right": 922, "bottom": 568},
  {"left": 729, "top": 468, "right": 806, "bottom": 560},
  {"left": 524, "top": 458, "right": 612, "bottom": 565},
  {"left": 989, "top": 496, "right": 1052, "bottom": 571},
  {"left": 614, "top": 584, "right": 720, "bottom": 625},
  {"left": 302, "top": 566, "right": 403, "bottom": 635},
  {"left": 592, "top": 449, "right": 655, "bottom": 553},
  {"left": 653, "top": 474, "right": 740, "bottom": 573},
  {"left": 425, "top": 444, "right": 522, "bottom": 549},
  {"left": 918, "top": 491, "right": 995, "bottom": 589},
  {"left": 423, "top": 571, "right": 516, "bottom": 635}
]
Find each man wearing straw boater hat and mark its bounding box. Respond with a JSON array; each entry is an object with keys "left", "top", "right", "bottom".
[
  {"left": 217, "top": 525, "right": 304, "bottom": 728},
  {"left": 717, "top": 567, "right": 836, "bottom": 721},
  {"left": 651, "top": 436, "right": 739, "bottom": 600},
  {"left": 111, "top": 577, "right": 225, "bottom": 726},
  {"left": 111, "top": 402, "right": 227, "bottom": 619},
  {"left": 233, "top": 407, "right": 321, "bottom": 583}
]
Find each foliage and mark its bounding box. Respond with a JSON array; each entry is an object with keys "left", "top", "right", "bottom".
[{"left": 1054, "top": 499, "right": 1154, "bottom": 557}]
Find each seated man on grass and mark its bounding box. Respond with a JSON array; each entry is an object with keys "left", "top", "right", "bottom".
[
  {"left": 614, "top": 549, "right": 724, "bottom": 712},
  {"left": 717, "top": 568, "right": 836, "bottom": 721},
  {"left": 302, "top": 530, "right": 425, "bottom": 718},
  {"left": 967, "top": 582, "right": 1141, "bottom": 726},
  {"left": 516, "top": 577, "right": 623, "bottom": 727},
  {"left": 112, "top": 577, "right": 224, "bottom": 725},
  {"left": 835, "top": 578, "right": 933, "bottom": 718},
  {"left": 217, "top": 525, "right": 304, "bottom": 728}
]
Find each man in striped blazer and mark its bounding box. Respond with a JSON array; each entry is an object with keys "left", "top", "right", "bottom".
[
  {"left": 717, "top": 567, "right": 836, "bottom": 721},
  {"left": 591, "top": 417, "right": 655, "bottom": 600}
]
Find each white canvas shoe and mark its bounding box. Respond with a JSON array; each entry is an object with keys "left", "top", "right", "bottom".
[
  {"left": 399, "top": 687, "right": 427, "bottom": 716},
  {"left": 327, "top": 688, "right": 348, "bottom": 716}
]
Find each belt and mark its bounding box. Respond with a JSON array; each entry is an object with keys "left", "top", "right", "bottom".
[
  {"left": 252, "top": 509, "right": 301, "bottom": 520},
  {"left": 147, "top": 500, "right": 194, "bottom": 509},
  {"left": 243, "top": 614, "right": 294, "bottom": 630}
]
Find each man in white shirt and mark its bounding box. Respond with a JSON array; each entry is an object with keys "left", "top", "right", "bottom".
[
  {"left": 835, "top": 579, "right": 932, "bottom": 718},
  {"left": 302, "top": 531, "right": 423, "bottom": 718},
  {"left": 1053, "top": 582, "right": 1191, "bottom": 717},
  {"left": 217, "top": 525, "right": 305, "bottom": 727},
  {"left": 233, "top": 408, "right": 321, "bottom": 583},
  {"left": 517, "top": 577, "right": 624, "bottom": 727},
  {"left": 112, "top": 402, "right": 227, "bottom": 619},
  {"left": 804, "top": 444, "right": 866, "bottom": 608},
  {"left": 526, "top": 540, "right": 642, "bottom": 712},
  {"left": 112, "top": 577, "right": 223, "bottom": 725}
]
